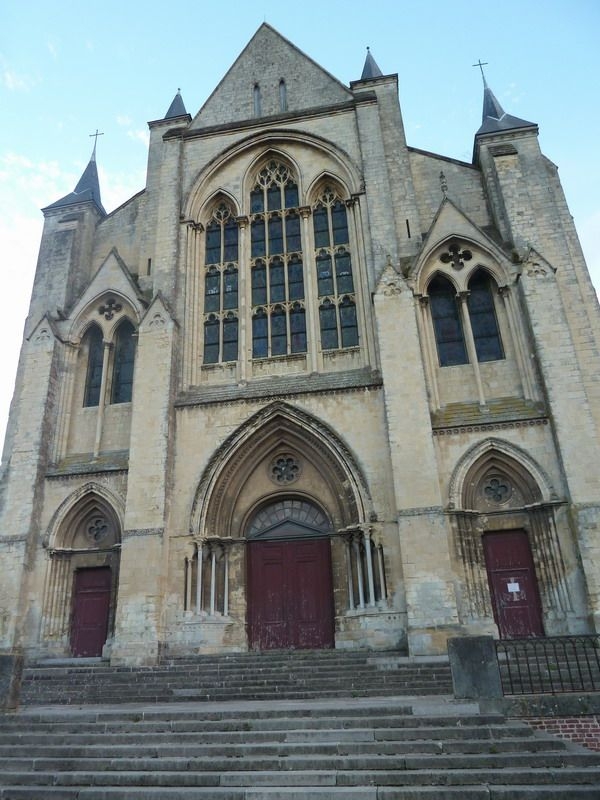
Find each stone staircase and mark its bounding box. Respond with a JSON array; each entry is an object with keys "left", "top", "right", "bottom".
[
  {"left": 20, "top": 649, "right": 453, "bottom": 706},
  {"left": 3, "top": 649, "right": 599, "bottom": 797},
  {"left": 1, "top": 698, "right": 600, "bottom": 798}
]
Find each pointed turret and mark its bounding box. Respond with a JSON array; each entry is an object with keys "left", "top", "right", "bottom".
[
  {"left": 43, "top": 142, "right": 105, "bottom": 215},
  {"left": 164, "top": 89, "right": 187, "bottom": 119},
  {"left": 476, "top": 76, "right": 536, "bottom": 136},
  {"left": 361, "top": 47, "right": 383, "bottom": 80}
]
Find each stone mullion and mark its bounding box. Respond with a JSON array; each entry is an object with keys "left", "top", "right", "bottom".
[
  {"left": 353, "top": 534, "right": 365, "bottom": 609},
  {"left": 417, "top": 295, "right": 441, "bottom": 412},
  {"left": 300, "top": 206, "right": 319, "bottom": 371},
  {"left": 362, "top": 526, "right": 376, "bottom": 607},
  {"left": 223, "top": 547, "right": 229, "bottom": 617},
  {"left": 185, "top": 556, "right": 192, "bottom": 612},
  {"left": 458, "top": 292, "right": 486, "bottom": 407},
  {"left": 195, "top": 542, "right": 204, "bottom": 615},
  {"left": 93, "top": 341, "right": 112, "bottom": 457},
  {"left": 344, "top": 536, "right": 355, "bottom": 610},
  {"left": 210, "top": 544, "right": 217, "bottom": 617},
  {"left": 376, "top": 545, "right": 387, "bottom": 601},
  {"left": 348, "top": 197, "right": 374, "bottom": 368}
]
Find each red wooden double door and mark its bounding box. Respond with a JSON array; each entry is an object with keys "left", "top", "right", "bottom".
[
  {"left": 247, "top": 538, "right": 334, "bottom": 650},
  {"left": 483, "top": 530, "right": 544, "bottom": 638}
]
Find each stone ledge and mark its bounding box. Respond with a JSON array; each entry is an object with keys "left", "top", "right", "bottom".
[
  {"left": 176, "top": 368, "right": 383, "bottom": 408},
  {"left": 47, "top": 450, "right": 129, "bottom": 477}
]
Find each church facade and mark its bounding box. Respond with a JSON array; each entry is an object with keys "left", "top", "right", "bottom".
[{"left": 1, "top": 25, "right": 599, "bottom": 665}]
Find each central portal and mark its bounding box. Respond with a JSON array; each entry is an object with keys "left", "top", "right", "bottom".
[
  {"left": 248, "top": 538, "right": 334, "bottom": 650},
  {"left": 245, "top": 498, "right": 334, "bottom": 651}
]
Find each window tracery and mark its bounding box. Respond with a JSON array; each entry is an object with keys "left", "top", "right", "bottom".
[
  {"left": 313, "top": 187, "right": 358, "bottom": 350},
  {"left": 428, "top": 268, "right": 503, "bottom": 367},
  {"left": 203, "top": 202, "right": 239, "bottom": 364},
  {"left": 250, "top": 161, "right": 306, "bottom": 358},
  {"left": 83, "top": 317, "right": 136, "bottom": 407}
]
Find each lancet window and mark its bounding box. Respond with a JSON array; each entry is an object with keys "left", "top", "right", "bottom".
[
  {"left": 83, "top": 317, "right": 137, "bottom": 407},
  {"left": 429, "top": 269, "right": 503, "bottom": 367},
  {"left": 250, "top": 161, "right": 306, "bottom": 358},
  {"left": 203, "top": 202, "right": 239, "bottom": 364},
  {"left": 313, "top": 187, "right": 358, "bottom": 350}
]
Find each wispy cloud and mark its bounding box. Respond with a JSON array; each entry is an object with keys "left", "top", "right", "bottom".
[
  {"left": 47, "top": 39, "right": 59, "bottom": 60},
  {"left": 127, "top": 129, "right": 149, "bottom": 147},
  {"left": 2, "top": 67, "right": 34, "bottom": 92}
]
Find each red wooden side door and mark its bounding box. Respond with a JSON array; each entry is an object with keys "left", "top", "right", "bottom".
[
  {"left": 483, "top": 530, "right": 544, "bottom": 638},
  {"left": 248, "top": 538, "right": 334, "bottom": 650},
  {"left": 70, "top": 567, "right": 112, "bottom": 657}
]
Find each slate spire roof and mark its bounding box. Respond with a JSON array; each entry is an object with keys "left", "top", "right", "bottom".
[
  {"left": 164, "top": 89, "right": 188, "bottom": 119},
  {"left": 361, "top": 47, "right": 383, "bottom": 80},
  {"left": 476, "top": 75, "right": 536, "bottom": 136},
  {"left": 43, "top": 142, "right": 105, "bottom": 214}
]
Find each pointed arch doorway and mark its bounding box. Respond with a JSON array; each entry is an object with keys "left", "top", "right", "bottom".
[{"left": 246, "top": 499, "right": 335, "bottom": 650}]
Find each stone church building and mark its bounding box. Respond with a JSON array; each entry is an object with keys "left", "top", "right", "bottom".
[{"left": 1, "top": 24, "right": 599, "bottom": 665}]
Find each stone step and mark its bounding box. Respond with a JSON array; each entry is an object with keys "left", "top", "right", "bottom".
[
  {"left": 1, "top": 698, "right": 599, "bottom": 798},
  {"left": 20, "top": 651, "right": 453, "bottom": 706}
]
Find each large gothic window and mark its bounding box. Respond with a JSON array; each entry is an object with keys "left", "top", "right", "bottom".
[
  {"left": 111, "top": 320, "right": 136, "bottom": 403},
  {"left": 83, "top": 316, "right": 137, "bottom": 407},
  {"left": 203, "top": 202, "right": 239, "bottom": 364},
  {"left": 313, "top": 187, "right": 358, "bottom": 350},
  {"left": 429, "top": 275, "right": 468, "bottom": 367},
  {"left": 429, "top": 270, "right": 504, "bottom": 367},
  {"left": 84, "top": 325, "right": 104, "bottom": 407},
  {"left": 250, "top": 161, "right": 306, "bottom": 358},
  {"left": 467, "top": 270, "right": 504, "bottom": 362}
]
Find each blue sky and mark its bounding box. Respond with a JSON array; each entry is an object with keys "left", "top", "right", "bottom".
[{"left": 1, "top": 0, "right": 599, "bottom": 450}]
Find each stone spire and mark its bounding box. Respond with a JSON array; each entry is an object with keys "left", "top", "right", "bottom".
[
  {"left": 164, "top": 89, "right": 187, "bottom": 119},
  {"left": 43, "top": 141, "right": 105, "bottom": 215},
  {"left": 360, "top": 47, "right": 383, "bottom": 80},
  {"left": 476, "top": 74, "right": 536, "bottom": 136}
]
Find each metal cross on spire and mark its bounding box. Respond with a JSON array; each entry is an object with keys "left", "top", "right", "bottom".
[
  {"left": 89, "top": 129, "right": 104, "bottom": 158},
  {"left": 472, "top": 60, "right": 489, "bottom": 82}
]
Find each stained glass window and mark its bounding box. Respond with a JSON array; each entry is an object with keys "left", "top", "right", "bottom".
[
  {"left": 250, "top": 161, "right": 306, "bottom": 358},
  {"left": 84, "top": 325, "right": 104, "bottom": 407},
  {"left": 467, "top": 271, "right": 504, "bottom": 362},
  {"left": 203, "top": 202, "right": 239, "bottom": 364},
  {"left": 313, "top": 187, "right": 358, "bottom": 351}
]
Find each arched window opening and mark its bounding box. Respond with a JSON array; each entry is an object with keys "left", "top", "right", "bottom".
[
  {"left": 202, "top": 202, "right": 239, "bottom": 364},
  {"left": 111, "top": 320, "right": 135, "bottom": 404},
  {"left": 279, "top": 79, "right": 287, "bottom": 112},
  {"left": 83, "top": 325, "right": 104, "bottom": 407},
  {"left": 428, "top": 275, "right": 468, "bottom": 367},
  {"left": 467, "top": 270, "right": 504, "bottom": 362},
  {"left": 253, "top": 83, "right": 261, "bottom": 117},
  {"left": 313, "top": 187, "right": 358, "bottom": 351},
  {"left": 249, "top": 161, "right": 306, "bottom": 358}
]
